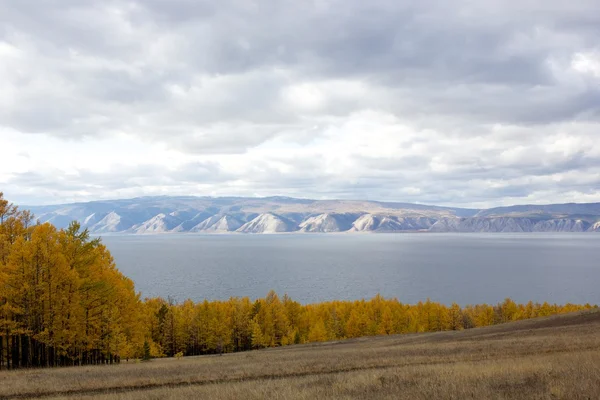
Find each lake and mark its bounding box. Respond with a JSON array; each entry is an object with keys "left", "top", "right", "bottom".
[{"left": 100, "top": 233, "right": 600, "bottom": 306}]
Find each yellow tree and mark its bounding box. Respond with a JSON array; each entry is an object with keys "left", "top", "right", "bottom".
[
  {"left": 307, "top": 318, "right": 327, "bottom": 342},
  {"left": 250, "top": 319, "right": 265, "bottom": 349},
  {"left": 345, "top": 306, "right": 367, "bottom": 338},
  {"left": 448, "top": 303, "right": 464, "bottom": 331}
]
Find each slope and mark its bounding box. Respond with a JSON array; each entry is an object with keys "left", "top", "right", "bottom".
[
  {"left": 237, "top": 213, "right": 297, "bottom": 233},
  {"left": 22, "top": 196, "right": 600, "bottom": 234},
  {"left": 2, "top": 310, "right": 598, "bottom": 399}
]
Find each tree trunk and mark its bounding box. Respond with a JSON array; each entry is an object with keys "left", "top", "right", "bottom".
[
  {"left": 12, "top": 336, "right": 20, "bottom": 369},
  {"left": 20, "top": 334, "right": 29, "bottom": 368}
]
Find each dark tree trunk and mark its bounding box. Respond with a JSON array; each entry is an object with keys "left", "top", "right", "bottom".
[
  {"left": 20, "top": 334, "right": 29, "bottom": 368},
  {"left": 12, "top": 336, "right": 20, "bottom": 369}
]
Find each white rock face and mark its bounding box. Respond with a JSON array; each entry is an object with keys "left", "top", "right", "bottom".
[
  {"left": 299, "top": 213, "right": 353, "bottom": 232},
  {"left": 83, "top": 213, "right": 98, "bottom": 226},
  {"left": 191, "top": 215, "right": 243, "bottom": 232},
  {"left": 533, "top": 219, "right": 589, "bottom": 232},
  {"left": 429, "top": 217, "right": 593, "bottom": 233},
  {"left": 351, "top": 214, "right": 396, "bottom": 232},
  {"left": 89, "top": 212, "right": 128, "bottom": 233},
  {"left": 191, "top": 215, "right": 222, "bottom": 232},
  {"left": 237, "top": 213, "right": 296, "bottom": 233},
  {"left": 429, "top": 217, "right": 534, "bottom": 232},
  {"left": 588, "top": 221, "right": 600, "bottom": 232},
  {"left": 130, "top": 213, "right": 182, "bottom": 234},
  {"left": 350, "top": 214, "right": 435, "bottom": 232},
  {"left": 172, "top": 212, "right": 212, "bottom": 232},
  {"left": 210, "top": 215, "right": 243, "bottom": 232}
]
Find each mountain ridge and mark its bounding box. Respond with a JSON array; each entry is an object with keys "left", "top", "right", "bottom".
[{"left": 23, "top": 196, "right": 600, "bottom": 234}]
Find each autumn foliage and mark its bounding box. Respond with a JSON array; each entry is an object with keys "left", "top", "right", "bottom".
[
  {"left": 0, "top": 193, "right": 143, "bottom": 368},
  {"left": 0, "top": 193, "right": 595, "bottom": 368}
]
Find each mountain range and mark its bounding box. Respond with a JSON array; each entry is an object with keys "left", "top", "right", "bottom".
[{"left": 25, "top": 196, "right": 600, "bottom": 234}]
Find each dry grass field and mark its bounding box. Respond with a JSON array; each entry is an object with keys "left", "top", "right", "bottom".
[{"left": 1, "top": 309, "right": 599, "bottom": 400}]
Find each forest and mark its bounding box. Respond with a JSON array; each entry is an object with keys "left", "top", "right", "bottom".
[{"left": 0, "top": 192, "right": 595, "bottom": 369}]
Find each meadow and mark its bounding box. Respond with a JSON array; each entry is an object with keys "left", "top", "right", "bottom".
[{"left": 1, "top": 309, "right": 598, "bottom": 400}]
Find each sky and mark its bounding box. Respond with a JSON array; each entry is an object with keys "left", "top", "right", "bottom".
[{"left": 1, "top": 0, "right": 599, "bottom": 208}]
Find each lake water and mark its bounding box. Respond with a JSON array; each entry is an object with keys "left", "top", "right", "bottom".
[{"left": 100, "top": 233, "right": 600, "bottom": 306}]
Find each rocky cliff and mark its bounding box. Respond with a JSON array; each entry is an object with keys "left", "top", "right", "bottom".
[{"left": 25, "top": 196, "right": 600, "bottom": 234}]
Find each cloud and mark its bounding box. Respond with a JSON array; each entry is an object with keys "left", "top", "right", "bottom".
[{"left": 0, "top": 0, "right": 599, "bottom": 206}]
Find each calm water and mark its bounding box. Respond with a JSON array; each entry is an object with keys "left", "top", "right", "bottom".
[{"left": 100, "top": 233, "right": 600, "bottom": 305}]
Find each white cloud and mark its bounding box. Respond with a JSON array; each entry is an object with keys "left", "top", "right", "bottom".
[
  {"left": 1, "top": 0, "right": 599, "bottom": 207},
  {"left": 571, "top": 51, "right": 600, "bottom": 77}
]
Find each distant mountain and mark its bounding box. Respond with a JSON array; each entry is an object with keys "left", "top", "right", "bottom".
[
  {"left": 299, "top": 213, "right": 356, "bottom": 232},
  {"left": 430, "top": 217, "right": 594, "bottom": 233},
  {"left": 128, "top": 213, "right": 183, "bottom": 234},
  {"left": 237, "top": 213, "right": 297, "bottom": 233},
  {"left": 590, "top": 221, "right": 600, "bottom": 232},
  {"left": 350, "top": 214, "right": 436, "bottom": 232},
  {"left": 24, "top": 196, "right": 600, "bottom": 234},
  {"left": 191, "top": 215, "right": 244, "bottom": 233},
  {"left": 89, "top": 211, "right": 134, "bottom": 233},
  {"left": 474, "top": 203, "right": 600, "bottom": 218}
]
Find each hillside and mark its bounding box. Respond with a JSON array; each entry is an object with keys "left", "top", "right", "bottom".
[
  {"left": 25, "top": 196, "right": 600, "bottom": 234},
  {"left": 475, "top": 202, "right": 600, "bottom": 218},
  {"left": 2, "top": 310, "right": 598, "bottom": 399}
]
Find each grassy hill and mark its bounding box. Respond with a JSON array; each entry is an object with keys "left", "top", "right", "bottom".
[{"left": 1, "top": 309, "right": 598, "bottom": 399}]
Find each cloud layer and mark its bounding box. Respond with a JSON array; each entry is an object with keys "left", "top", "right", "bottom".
[{"left": 1, "top": 0, "right": 599, "bottom": 206}]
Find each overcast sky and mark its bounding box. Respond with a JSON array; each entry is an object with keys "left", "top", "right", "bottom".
[{"left": 1, "top": 0, "right": 599, "bottom": 207}]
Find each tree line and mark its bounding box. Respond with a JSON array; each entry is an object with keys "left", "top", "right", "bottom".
[
  {"left": 0, "top": 193, "right": 595, "bottom": 368},
  {"left": 0, "top": 193, "right": 142, "bottom": 368}
]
